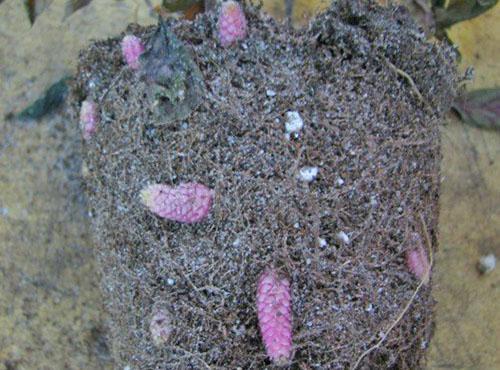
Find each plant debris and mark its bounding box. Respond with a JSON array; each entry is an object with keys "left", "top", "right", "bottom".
[
  {"left": 452, "top": 87, "right": 500, "bottom": 130},
  {"left": 139, "top": 18, "right": 205, "bottom": 124},
  {"left": 70, "top": 0, "right": 457, "bottom": 368},
  {"left": 14, "top": 77, "right": 70, "bottom": 121},
  {"left": 434, "top": 0, "right": 498, "bottom": 30}
]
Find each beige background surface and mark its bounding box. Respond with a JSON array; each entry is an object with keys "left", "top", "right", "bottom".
[{"left": 0, "top": 1, "right": 498, "bottom": 369}]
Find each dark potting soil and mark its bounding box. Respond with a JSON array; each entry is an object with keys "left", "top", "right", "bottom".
[{"left": 70, "top": 1, "right": 457, "bottom": 368}]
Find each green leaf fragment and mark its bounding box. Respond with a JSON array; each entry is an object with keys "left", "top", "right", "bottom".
[
  {"left": 452, "top": 88, "right": 500, "bottom": 130},
  {"left": 432, "top": 0, "right": 447, "bottom": 9},
  {"left": 434, "top": 0, "right": 498, "bottom": 29},
  {"left": 17, "top": 77, "right": 71, "bottom": 121}
]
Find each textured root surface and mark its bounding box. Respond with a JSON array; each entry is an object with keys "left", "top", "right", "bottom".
[{"left": 70, "top": 1, "right": 456, "bottom": 368}]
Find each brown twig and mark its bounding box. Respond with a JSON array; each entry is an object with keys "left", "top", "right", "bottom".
[
  {"left": 419, "top": 213, "right": 434, "bottom": 270},
  {"left": 384, "top": 58, "right": 427, "bottom": 107}
]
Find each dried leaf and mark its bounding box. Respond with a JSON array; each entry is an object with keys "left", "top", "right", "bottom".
[
  {"left": 24, "top": 0, "right": 53, "bottom": 24},
  {"left": 182, "top": 2, "right": 204, "bottom": 20},
  {"left": 24, "top": 0, "right": 36, "bottom": 23},
  {"left": 162, "top": 0, "right": 201, "bottom": 12},
  {"left": 452, "top": 88, "right": 500, "bottom": 130},
  {"left": 158, "top": 0, "right": 204, "bottom": 19},
  {"left": 399, "top": 0, "right": 436, "bottom": 36},
  {"left": 435, "top": 0, "right": 498, "bottom": 29},
  {"left": 140, "top": 19, "right": 205, "bottom": 124}
]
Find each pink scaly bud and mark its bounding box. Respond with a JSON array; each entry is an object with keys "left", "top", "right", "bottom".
[
  {"left": 217, "top": 1, "right": 248, "bottom": 47},
  {"left": 150, "top": 309, "right": 172, "bottom": 347},
  {"left": 405, "top": 232, "right": 430, "bottom": 284},
  {"left": 121, "top": 35, "right": 145, "bottom": 70},
  {"left": 79, "top": 100, "right": 98, "bottom": 140},
  {"left": 140, "top": 182, "right": 214, "bottom": 223},
  {"left": 257, "top": 268, "right": 293, "bottom": 366}
]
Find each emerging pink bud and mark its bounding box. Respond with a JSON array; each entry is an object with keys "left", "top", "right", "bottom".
[
  {"left": 149, "top": 309, "right": 172, "bottom": 347},
  {"left": 79, "top": 100, "right": 98, "bottom": 140},
  {"left": 121, "top": 35, "right": 145, "bottom": 70},
  {"left": 140, "top": 182, "right": 214, "bottom": 223},
  {"left": 257, "top": 268, "right": 293, "bottom": 365},
  {"left": 405, "top": 232, "right": 430, "bottom": 284},
  {"left": 217, "top": 1, "right": 248, "bottom": 47}
]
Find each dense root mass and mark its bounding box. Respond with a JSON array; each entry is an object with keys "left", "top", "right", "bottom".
[{"left": 70, "top": 1, "right": 457, "bottom": 368}]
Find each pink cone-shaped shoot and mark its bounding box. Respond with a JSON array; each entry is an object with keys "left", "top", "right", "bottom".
[
  {"left": 150, "top": 309, "right": 172, "bottom": 347},
  {"left": 218, "top": 1, "right": 248, "bottom": 47},
  {"left": 140, "top": 182, "right": 214, "bottom": 223},
  {"left": 257, "top": 268, "right": 293, "bottom": 365},
  {"left": 121, "top": 35, "right": 145, "bottom": 70},
  {"left": 405, "top": 232, "right": 430, "bottom": 284},
  {"left": 79, "top": 100, "right": 98, "bottom": 140}
]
